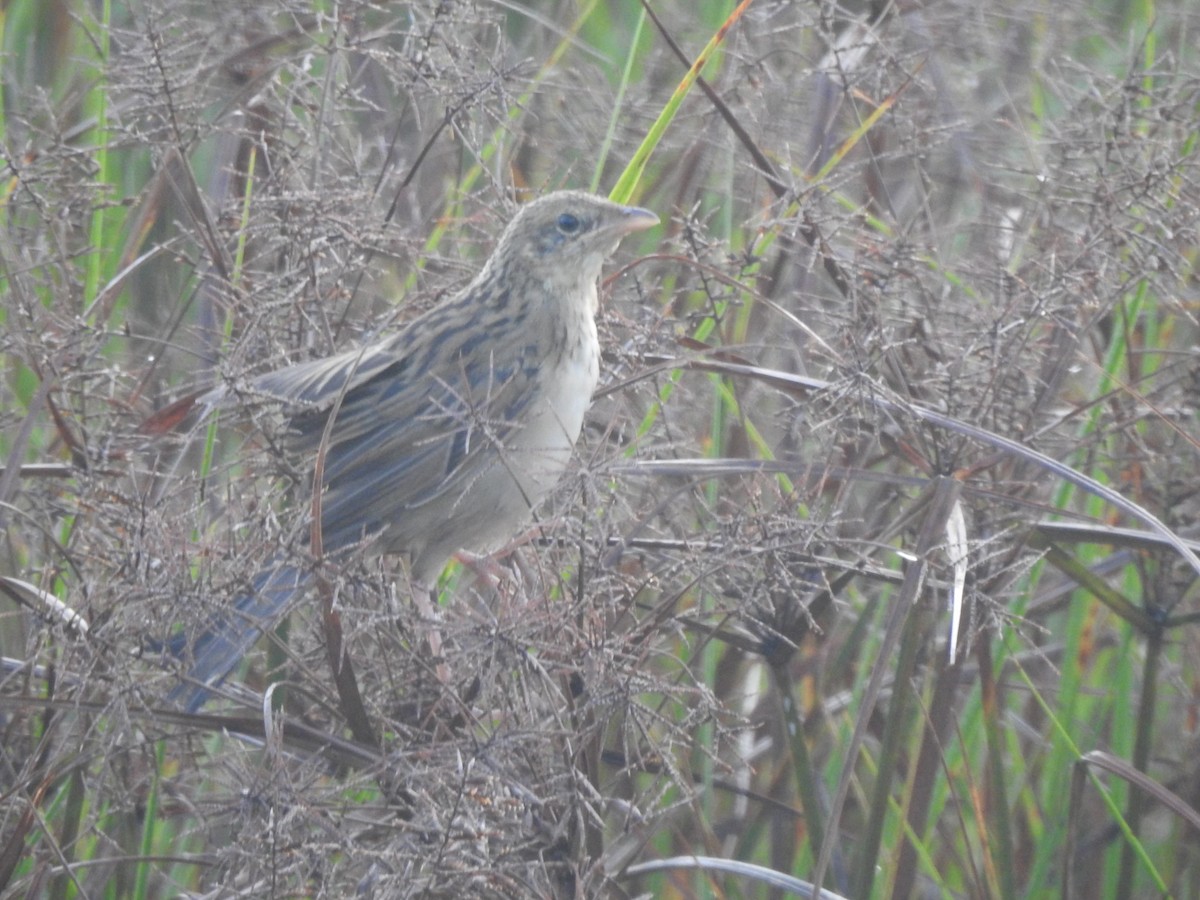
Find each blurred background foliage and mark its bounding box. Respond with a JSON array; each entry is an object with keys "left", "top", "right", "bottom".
[{"left": 2, "top": 0, "right": 1199, "bottom": 897}]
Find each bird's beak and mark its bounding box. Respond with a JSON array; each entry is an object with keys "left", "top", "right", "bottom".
[{"left": 612, "top": 205, "right": 660, "bottom": 235}]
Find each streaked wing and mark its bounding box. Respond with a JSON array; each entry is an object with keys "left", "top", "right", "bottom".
[
  {"left": 248, "top": 336, "right": 412, "bottom": 407},
  {"left": 276, "top": 333, "right": 543, "bottom": 554}
]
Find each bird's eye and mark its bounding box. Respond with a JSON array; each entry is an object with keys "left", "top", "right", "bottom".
[{"left": 556, "top": 213, "right": 581, "bottom": 234}]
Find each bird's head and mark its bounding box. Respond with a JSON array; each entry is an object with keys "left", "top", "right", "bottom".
[{"left": 491, "top": 190, "right": 659, "bottom": 285}]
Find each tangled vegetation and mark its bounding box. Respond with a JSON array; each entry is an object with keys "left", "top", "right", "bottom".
[{"left": 2, "top": 1, "right": 1199, "bottom": 896}]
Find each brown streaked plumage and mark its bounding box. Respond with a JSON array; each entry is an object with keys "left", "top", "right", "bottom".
[{"left": 170, "top": 191, "right": 658, "bottom": 709}]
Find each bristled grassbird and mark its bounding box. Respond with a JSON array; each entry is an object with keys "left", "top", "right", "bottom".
[{"left": 169, "top": 191, "right": 659, "bottom": 710}]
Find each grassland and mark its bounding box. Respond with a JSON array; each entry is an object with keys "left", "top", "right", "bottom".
[{"left": 2, "top": 1, "right": 1199, "bottom": 897}]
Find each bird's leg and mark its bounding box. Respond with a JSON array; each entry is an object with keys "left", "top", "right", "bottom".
[
  {"left": 412, "top": 583, "right": 453, "bottom": 687},
  {"left": 452, "top": 516, "right": 560, "bottom": 587},
  {"left": 449, "top": 549, "right": 508, "bottom": 589}
]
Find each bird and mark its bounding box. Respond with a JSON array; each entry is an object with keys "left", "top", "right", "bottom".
[{"left": 166, "top": 190, "right": 659, "bottom": 710}]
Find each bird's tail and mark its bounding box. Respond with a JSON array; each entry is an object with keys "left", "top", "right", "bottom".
[{"left": 166, "top": 561, "right": 310, "bottom": 711}]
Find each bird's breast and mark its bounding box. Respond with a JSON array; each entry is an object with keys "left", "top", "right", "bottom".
[{"left": 518, "top": 311, "right": 598, "bottom": 447}]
